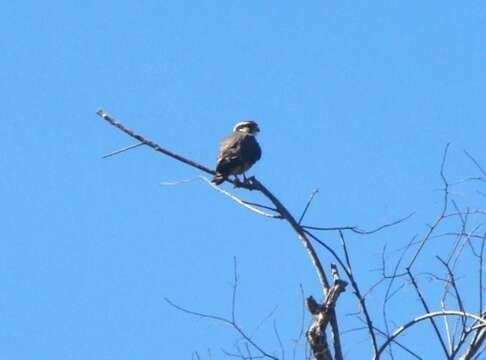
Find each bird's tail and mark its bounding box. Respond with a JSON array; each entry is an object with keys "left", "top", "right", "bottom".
[{"left": 211, "top": 173, "right": 225, "bottom": 185}]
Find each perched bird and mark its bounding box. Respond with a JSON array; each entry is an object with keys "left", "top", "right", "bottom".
[{"left": 211, "top": 121, "right": 262, "bottom": 185}]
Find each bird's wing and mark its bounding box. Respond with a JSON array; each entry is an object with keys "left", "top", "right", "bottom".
[
  {"left": 216, "top": 132, "right": 245, "bottom": 165},
  {"left": 240, "top": 135, "right": 261, "bottom": 165}
]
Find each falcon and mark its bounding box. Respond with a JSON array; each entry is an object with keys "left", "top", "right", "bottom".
[{"left": 211, "top": 121, "right": 262, "bottom": 185}]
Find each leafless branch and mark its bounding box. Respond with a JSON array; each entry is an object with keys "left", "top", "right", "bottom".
[
  {"left": 371, "top": 324, "right": 423, "bottom": 360},
  {"left": 202, "top": 177, "right": 282, "bottom": 219},
  {"left": 97, "top": 109, "right": 216, "bottom": 175},
  {"left": 407, "top": 144, "right": 451, "bottom": 269},
  {"left": 380, "top": 237, "right": 416, "bottom": 359},
  {"left": 437, "top": 254, "right": 468, "bottom": 357},
  {"left": 461, "top": 313, "right": 486, "bottom": 360},
  {"left": 306, "top": 265, "right": 347, "bottom": 360},
  {"left": 302, "top": 212, "right": 415, "bottom": 235},
  {"left": 374, "top": 311, "right": 486, "bottom": 360},
  {"left": 165, "top": 296, "right": 277, "bottom": 359},
  {"left": 298, "top": 189, "right": 319, "bottom": 224},
  {"left": 464, "top": 150, "right": 486, "bottom": 176},
  {"left": 273, "top": 320, "right": 285, "bottom": 360},
  {"left": 406, "top": 268, "right": 451, "bottom": 358},
  {"left": 480, "top": 238, "right": 485, "bottom": 316},
  {"left": 338, "top": 231, "right": 378, "bottom": 357},
  {"left": 301, "top": 229, "right": 377, "bottom": 358},
  {"left": 292, "top": 284, "right": 307, "bottom": 360},
  {"left": 437, "top": 256, "right": 467, "bottom": 320},
  {"left": 102, "top": 142, "right": 145, "bottom": 158}
]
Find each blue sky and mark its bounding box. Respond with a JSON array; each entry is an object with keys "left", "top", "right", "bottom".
[{"left": 1, "top": 1, "right": 485, "bottom": 359}]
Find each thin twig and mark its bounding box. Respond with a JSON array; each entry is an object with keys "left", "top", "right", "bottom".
[
  {"left": 464, "top": 150, "right": 486, "bottom": 176},
  {"left": 298, "top": 189, "right": 319, "bottom": 224},
  {"left": 339, "top": 230, "right": 378, "bottom": 358},
  {"left": 407, "top": 144, "right": 451, "bottom": 269},
  {"left": 437, "top": 256, "right": 467, "bottom": 324},
  {"left": 292, "top": 284, "right": 306, "bottom": 360},
  {"left": 406, "top": 268, "right": 451, "bottom": 358},
  {"left": 381, "top": 237, "right": 416, "bottom": 359},
  {"left": 480, "top": 238, "right": 485, "bottom": 317},
  {"left": 273, "top": 320, "right": 285, "bottom": 360},
  {"left": 232, "top": 257, "right": 239, "bottom": 324},
  {"left": 165, "top": 298, "right": 278, "bottom": 359},
  {"left": 461, "top": 313, "right": 486, "bottom": 360},
  {"left": 302, "top": 212, "right": 414, "bottom": 234},
  {"left": 202, "top": 177, "right": 282, "bottom": 219},
  {"left": 251, "top": 307, "right": 279, "bottom": 338},
  {"left": 241, "top": 200, "right": 279, "bottom": 213},
  {"left": 102, "top": 142, "right": 145, "bottom": 158}
]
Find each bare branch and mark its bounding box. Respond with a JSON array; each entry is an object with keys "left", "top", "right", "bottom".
[
  {"left": 464, "top": 150, "right": 486, "bottom": 176},
  {"left": 97, "top": 109, "right": 216, "bottom": 176},
  {"left": 302, "top": 212, "right": 415, "bottom": 235},
  {"left": 461, "top": 313, "right": 486, "bottom": 360},
  {"left": 371, "top": 325, "right": 423, "bottom": 360},
  {"left": 381, "top": 236, "right": 417, "bottom": 358},
  {"left": 232, "top": 257, "right": 239, "bottom": 324},
  {"left": 406, "top": 268, "right": 451, "bottom": 358},
  {"left": 437, "top": 256, "right": 467, "bottom": 321},
  {"left": 480, "top": 238, "right": 485, "bottom": 316},
  {"left": 460, "top": 236, "right": 486, "bottom": 360},
  {"left": 251, "top": 307, "right": 280, "bottom": 340},
  {"left": 248, "top": 178, "right": 331, "bottom": 294},
  {"left": 302, "top": 229, "right": 378, "bottom": 358},
  {"left": 102, "top": 142, "right": 145, "bottom": 158},
  {"left": 164, "top": 298, "right": 278, "bottom": 359},
  {"left": 438, "top": 252, "right": 468, "bottom": 357},
  {"left": 165, "top": 296, "right": 233, "bottom": 324},
  {"left": 306, "top": 266, "right": 347, "bottom": 360},
  {"left": 201, "top": 177, "right": 282, "bottom": 219},
  {"left": 292, "top": 285, "right": 307, "bottom": 360},
  {"left": 273, "top": 320, "right": 285, "bottom": 360},
  {"left": 407, "top": 143, "right": 451, "bottom": 269},
  {"left": 338, "top": 231, "right": 378, "bottom": 357},
  {"left": 160, "top": 176, "right": 281, "bottom": 218},
  {"left": 298, "top": 189, "right": 319, "bottom": 224},
  {"left": 241, "top": 201, "right": 279, "bottom": 213},
  {"left": 329, "top": 265, "right": 345, "bottom": 360},
  {"left": 374, "top": 311, "right": 486, "bottom": 360}
]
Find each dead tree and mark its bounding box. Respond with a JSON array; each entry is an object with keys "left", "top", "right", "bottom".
[{"left": 98, "top": 110, "right": 486, "bottom": 359}]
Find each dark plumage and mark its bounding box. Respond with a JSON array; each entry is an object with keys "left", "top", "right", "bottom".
[{"left": 211, "top": 121, "right": 262, "bottom": 185}]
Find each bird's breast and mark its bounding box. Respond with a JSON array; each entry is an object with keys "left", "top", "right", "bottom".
[{"left": 232, "top": 161, "right": 252, "bottom": 175}]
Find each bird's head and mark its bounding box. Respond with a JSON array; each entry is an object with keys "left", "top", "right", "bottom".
[{"left": 233, "top": 121, "right": 260, "bottom": 136}]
